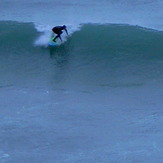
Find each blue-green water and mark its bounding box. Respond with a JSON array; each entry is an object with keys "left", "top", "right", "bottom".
[
  {"left": 0, "top": 0, "right": 163, "bottom": 162},
  {"left": 1, "top": 22, "right": 163, "bottom": 88}
]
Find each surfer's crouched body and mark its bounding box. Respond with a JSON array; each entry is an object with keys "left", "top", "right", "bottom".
[{"left": 52, "top": 25, "right": 68, "bottom": 42}]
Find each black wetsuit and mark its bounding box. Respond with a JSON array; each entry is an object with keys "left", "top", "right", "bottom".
[
  {"left": 52, "top": 26, "right": 67, "bottom": 42},
  {"left": 52, "top": 26, "right": 64, "bottom": 35}
]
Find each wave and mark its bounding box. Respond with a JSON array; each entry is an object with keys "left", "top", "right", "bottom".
[
  {"left": 71, "top": 24, "right": 163, "bottom": 60},
  {"left": 1, "top": 21, "right": 163, "bottom": 61},
  {"left": 1, "top": 20, "right": 163, "bottom": 87},
  {"left": 0, "top": 21, "right": 38, "bottom": 51}
]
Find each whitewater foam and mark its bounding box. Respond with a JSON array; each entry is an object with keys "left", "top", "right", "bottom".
[{"left": 34, "top": 23, "right": 81, "bottom": 47}]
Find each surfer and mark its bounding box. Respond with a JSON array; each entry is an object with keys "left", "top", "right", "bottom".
[{"left": 52, "top": 25, "right": 68, "bottom": 42}]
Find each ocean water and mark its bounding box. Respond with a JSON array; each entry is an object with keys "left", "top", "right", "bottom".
[{"left": 0, "top": 0, "right": 163, "bottom": 163}]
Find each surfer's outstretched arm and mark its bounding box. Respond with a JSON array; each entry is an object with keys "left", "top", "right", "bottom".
[{"left": 65, "top": 29, "right": 68, "bottom": 35}]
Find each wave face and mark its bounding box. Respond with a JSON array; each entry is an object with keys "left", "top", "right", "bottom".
[
  {"left": 63, "top": 24, "right": 163, "bottom": 87},
  {"left": 1, "top": 21, "right": 163, "bottom": 88}
]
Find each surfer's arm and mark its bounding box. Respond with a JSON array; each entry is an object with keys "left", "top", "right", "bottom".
[{"left": 65, "top": 29, "right": 68, "bottom": 35}]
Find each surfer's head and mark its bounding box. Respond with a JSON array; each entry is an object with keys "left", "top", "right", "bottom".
[{"left": 63, "top": 25, "right": 66, "bottom": 29}]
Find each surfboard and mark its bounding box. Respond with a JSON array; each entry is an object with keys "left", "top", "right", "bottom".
[{"left": 48, "top": 36, "right": 57, "bottom": 46}]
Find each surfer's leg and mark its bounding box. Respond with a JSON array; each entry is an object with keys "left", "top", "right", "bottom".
[
  {"left": 53, "top": 35, "right": 59, "bottom": 42},
  {"left": 53, "top": 31, "right": 63, "bottom": 42}
]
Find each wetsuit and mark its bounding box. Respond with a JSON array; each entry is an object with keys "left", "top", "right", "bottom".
[{"left": 52, "top": 26, "right": 68, "bottom": 42}]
